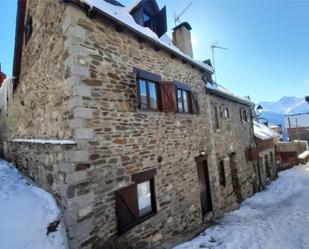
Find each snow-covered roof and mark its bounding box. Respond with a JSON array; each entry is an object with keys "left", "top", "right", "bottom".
[
  {"left": 79, "top": 0, "right": 213, "bottom": 73},
  {"left": 125, "top": 0, "right": 142, "bottom": 12},
  {"left": 206, "top": 82, "right": 253, "bottom": 106},
  {"left": 254, "top": 120, "right": 280, "bottom": 140}
]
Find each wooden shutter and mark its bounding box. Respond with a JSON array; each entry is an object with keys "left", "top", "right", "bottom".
[
  {"left": 159, "top": 82, "right": 177, "bottom": 112},
  {"left": 191, "top": 92, "right": 200, "bottom": 114},
  {"left": 245, "top": 148, "right": 259, "bottom": 161},
  {"left": 239, "top": 108, "right": 243, "bottom": 122},
  {"left": 115, "top": 184, "right": 139, "bottom": 234},
  {"left": 154, "top": 6, "right": 167, "bottom": 38}
]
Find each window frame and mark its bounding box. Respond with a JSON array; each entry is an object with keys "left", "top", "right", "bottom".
[
  {"left": 131, "top": 169, "right": 157, "bottom": 222},
  {"left": 134, "top": 68, "right": 161, "bottom": 111},
  {"left": 224, "top": 107, "right": 230, "bottom": 118},
  {"left": 116, "top": 169, "right": 157, "bottom": 234},
  {"left": 138, "top": 78, "right": 159, "bottom": 111},
  {"left": 174, "top": 81, "right": 194, "bottom": 114},
  {"left": 242, "top": 109, "right": 249, "bottom": 122},
  {"left": 176, "top": 88, "right": 190, "bottom": 113},
  {"left": 240, "top": 107, "right": 249, "bottom": 122}
]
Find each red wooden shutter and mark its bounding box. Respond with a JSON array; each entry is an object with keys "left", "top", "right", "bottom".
[
  {"left": 159, "top": 82, "right": 177, "bottom": 112},
  {"left": 115, "top": 184, "right": 139, "bottom": 233},
  {"left": 191, "top": 92, "right": 200, "bottom": 114}
]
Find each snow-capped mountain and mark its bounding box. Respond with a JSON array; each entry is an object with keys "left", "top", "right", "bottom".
[
  {"left": 259, "top": 96, "right": 309, "bottom": 115},
  {"left": 258, "top": 96, "right": 309, "bottom": 140}
]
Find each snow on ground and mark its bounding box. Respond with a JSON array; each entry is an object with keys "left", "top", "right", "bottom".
[
  {"left": 175, "top": 164, "right": 309, "bottom": 249},
  {"left": 0, "top": 159, "right": 68, "bottom": 249}
]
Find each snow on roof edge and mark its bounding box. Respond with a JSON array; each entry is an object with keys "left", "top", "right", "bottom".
[
  {"left": 78, "top": 0, "right": 213, "bottom": 73},
  {"left": 206, "top": 82, "right": 253, "bottom": 106},
  {"left": 125, "top": 0, "right": 142, "bottom": 12},
  {"left": 11, "top": 139, "right": 76, "bottom": 145}
]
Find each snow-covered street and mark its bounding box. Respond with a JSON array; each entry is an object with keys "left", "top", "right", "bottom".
[
  {"left": 0, "top": 159, "right": 67, "bottom": 249},
  {"left": 175, "top": 164, "right": 309, "bottom": 249}
]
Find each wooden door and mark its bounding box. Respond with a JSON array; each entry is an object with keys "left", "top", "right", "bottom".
[{"left": 196, "top": 159, "right": 213, "bottom": 215}]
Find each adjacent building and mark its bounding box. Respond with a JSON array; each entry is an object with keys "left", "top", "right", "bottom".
[
  {"left": 0, "top": 0, "right": 267, "bottom": 248},
  {"left": 285, "top": 113, "right": 309, "bottom": 143},
  {"left": 253, "top": 121, "right": 279, "bottom": 190}
]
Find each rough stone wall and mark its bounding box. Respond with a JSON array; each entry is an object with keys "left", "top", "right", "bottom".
[
  {"left": 207, "top": 94, "right": 256, "bottom": 208},
  {"left": 0, "top": 1, "right": 97, "bottom": 248},
  {"left": 59, "top": 5, "right": 231, "bottom": 249},
  {"left": 1, "top": 1, "right": 258, "bottom": 248},
  {"left": 3, "top": 141, "right": 77, "bottom": 207},
  {"left": 3, "top": 0, "right": 72, "bottom": 139}
]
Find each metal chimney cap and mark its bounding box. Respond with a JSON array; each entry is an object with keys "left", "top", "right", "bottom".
[{"left": 173, "top": 22, "right": 192, "bottom": 31}]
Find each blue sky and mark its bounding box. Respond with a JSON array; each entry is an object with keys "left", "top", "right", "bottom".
[{"left": 0, "top": 0, "right": 308, "bottom": 103}]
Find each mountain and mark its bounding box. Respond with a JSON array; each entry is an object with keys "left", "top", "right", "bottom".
[
  {"left": 259, "top": 96, "right": 309, "bottom": 115},
  {"left": 258, "top": 96, "right": 309, "bottom": 140}
]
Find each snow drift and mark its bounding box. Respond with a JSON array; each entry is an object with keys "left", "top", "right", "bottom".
[{"left": 0, "top": 159, "right": 68, "bottom": 249}]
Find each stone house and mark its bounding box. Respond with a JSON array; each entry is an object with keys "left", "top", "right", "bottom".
[
  {"left": 252, "top": 120, "right": 279, "bottom": 190},
  {"left": 1, "top": 0, "right": 259, "bottom": 248},
  {"left": 205, "top": 83, "right": 256, "bottom": 208}
]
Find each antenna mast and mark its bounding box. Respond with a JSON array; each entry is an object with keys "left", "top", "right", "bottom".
[
  {"left": 174, "top": 1, "right": 193, "bottom": 26},
  {"left": 211, "top": 41, "right": 228, "bottom": 82}
]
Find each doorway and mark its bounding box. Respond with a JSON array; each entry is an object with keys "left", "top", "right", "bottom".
[{"left": 195, "top": 156, "right": 213, "bottom": 215}]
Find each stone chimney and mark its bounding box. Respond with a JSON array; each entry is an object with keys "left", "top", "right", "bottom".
[{"left": 172, "top": 22, "right": 193, "bottom": 57}]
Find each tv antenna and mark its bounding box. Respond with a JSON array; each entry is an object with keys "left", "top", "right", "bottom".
[
  {"left": 174, "top": 1, "right": 193, "bottom": 27},
  {"left": 211, "top": 41, "right": 228, "bottom": 82}
]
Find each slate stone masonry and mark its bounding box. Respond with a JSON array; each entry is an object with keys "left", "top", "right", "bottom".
[{"left": 1, "top": 1, "right": 258, "bottom": 248}]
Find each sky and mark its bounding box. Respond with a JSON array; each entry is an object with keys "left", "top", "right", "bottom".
[{"left": 0, "top": 0, "right": 308, "bottom": 103}]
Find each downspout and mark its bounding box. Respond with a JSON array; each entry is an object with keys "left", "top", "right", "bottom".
[{"left": 12, "top": 0, "right": 27, "bottom": 89}]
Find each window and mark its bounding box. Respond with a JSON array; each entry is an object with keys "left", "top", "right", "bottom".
[
  {"left": 219, "top": 160, "right": 226, "bottom": 187},
  {"left": 177, "top": 88, "right": 190, "bottom": 113},
  {"left": 220, "top": 106, "right": 230, "bottom": 119},
  {"left": 115, "top": 169, "right": 157, "bottom": 233},
  {"left": 138, "top": 79, "right": 158, "bottom": 110},
  {"left": 240, "top": 108, "right": 249, "bottom": 122},
  {"left": 134, "top": 68, "right": 161, "bottom": 111},
  {"left": 224, "top": 108, "right": 230, "bottom": 118},
  {"left": 24, "top": 14, "right": 33, "bottom": 46},
  {"left": 213, "top": 106, "right": 219, "bottom": 130},
  {"left": 243, "top": 109, "right": 248, "bottom": 122},
  {"left": 137, "top": 181, "right": 152, "bottom": 217}
]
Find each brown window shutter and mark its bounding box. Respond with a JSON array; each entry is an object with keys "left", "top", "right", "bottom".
[
  {"left": 159, "top": 82, "right": 177, "bottom": 112},
  {"left": 115, "top": 184, "right": 139, "bottom": 234},
  {"left": 239, "top": 108, "right": 243, "bottom": 122},
  {"left": 190, "top": 92, "right": 200, "bottom": 114}
]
